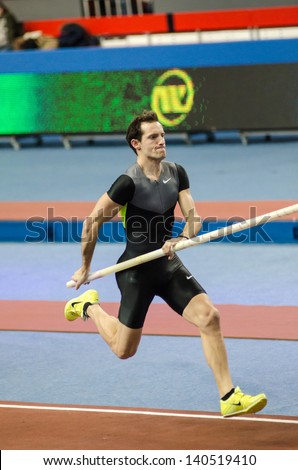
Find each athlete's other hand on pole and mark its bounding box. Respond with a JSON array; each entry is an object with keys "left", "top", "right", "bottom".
[
  {"left": 71, "top": 266, "right": 90, "bottom": 290},
  {"left": 162, "top": 238, "right": 182, "bottom": 260}
]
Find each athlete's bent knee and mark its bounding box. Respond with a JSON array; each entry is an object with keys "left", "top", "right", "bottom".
[
  {"left": 114, "top": 345, "right": 138, "bottom": 360},
  {"left": 201, "top": 306, "right": 220, "bottom": 331},
  {"left": 117, "top": 351, "right": 136, "bottom": 360}
]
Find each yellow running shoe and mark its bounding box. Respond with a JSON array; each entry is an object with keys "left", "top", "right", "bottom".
[
  {"left": 221, "top": 386, "right": 267, "bottom": 418},
  {"left": 64, "top": 289, "right": 99, "bottom": 322}
]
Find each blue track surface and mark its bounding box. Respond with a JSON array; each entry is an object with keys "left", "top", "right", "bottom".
[
  {"left": 0, "top": 331, "right": 297, "bottom": 416},
  {"left": 1, "top": 242, "right": 298, "bottom": 306},
  {"left": 0, "top": 141, "right": 297, "bottom": 201}
]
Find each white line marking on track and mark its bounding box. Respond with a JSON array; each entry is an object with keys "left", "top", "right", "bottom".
[{"left": 0, "top": 403, "right": 297, "bottom": 424}]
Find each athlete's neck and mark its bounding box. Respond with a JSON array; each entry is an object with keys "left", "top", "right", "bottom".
[{"left": 137, "top": 157, "right": 164, "bottom": 181}]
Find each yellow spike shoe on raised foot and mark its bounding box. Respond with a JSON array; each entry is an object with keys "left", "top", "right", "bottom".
[
  {"left": 64, "top": 289, "right": 99, "bottom": 322},
  {"left": 221, "top": 386, "right": 267, "bottom": 418}
]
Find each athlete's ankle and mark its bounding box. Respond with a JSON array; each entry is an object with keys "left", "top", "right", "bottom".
[{"left": 86, "top": 303, "right": 99, "bottom": 317}]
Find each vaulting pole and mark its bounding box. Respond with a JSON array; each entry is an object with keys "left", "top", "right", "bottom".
[{"left": 66, "top": 203, "right": 298, "bottom": 288}]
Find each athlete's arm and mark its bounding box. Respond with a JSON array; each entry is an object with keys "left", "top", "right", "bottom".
[
  {"left": 162, "top": 161, "right": 202, "bottom": 260},
  {"left": 72, "top": 193, "right": 122, "bottom": 289},
  {"left": 178, "top": 188, "right": 202, "bottom": 238},
  {"left": 72, "top": 174, "right": 134, "bottom": 289},
  {"left": 162, "top": 189, "right": 202, "bottom": 260},
  {"left": 175, "top": 164, "right": 202, "bottom": 237}
]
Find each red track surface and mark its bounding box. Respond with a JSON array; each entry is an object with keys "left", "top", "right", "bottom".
[
  {"left": 0, "top": 402, "right": 297, "bottom": 450},
  {"left": 1, "top": 200, "right": 297, "bottom": 221},
  {"left": 1, "top": 300, "right": 297, "bottom": 340}
]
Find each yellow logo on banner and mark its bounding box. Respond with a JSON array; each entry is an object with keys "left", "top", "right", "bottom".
[{"left": 151, "top": 69, "right": 194, "bottom": 127}]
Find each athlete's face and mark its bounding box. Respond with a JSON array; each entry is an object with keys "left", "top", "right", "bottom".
[{"left": 136, "top": 121, "right": 166, "bottom": 160}]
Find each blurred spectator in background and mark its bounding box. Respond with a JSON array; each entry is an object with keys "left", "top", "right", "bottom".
[
  {"left": 19, "top": 37, "right": 39, "bottom": 50},
  {"left": 58, "top": 23, "right": 100, "bottom": 48},
  {"left": 0, "top": 1, "right": 23, "bottom": 50},
  {"left": 13, "top": 30, "right": 58, "bottom": 51},
  {"left": 143, "top": 1, "right": 154, "bottom": 14},
  {"left": 131, "top": 0, "right": 154, "bottom": 14}
]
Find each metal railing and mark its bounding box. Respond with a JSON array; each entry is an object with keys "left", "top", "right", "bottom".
[{"left": 81, "top": 0, "right": 154, "bottom": 17}]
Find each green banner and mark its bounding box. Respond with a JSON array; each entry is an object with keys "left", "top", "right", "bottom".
[
  {"left": 1, "top": 64, "right": 297, "bottom": 135},
  {"left": 0, "top": 69, "right": 201, "bottom": 134}
]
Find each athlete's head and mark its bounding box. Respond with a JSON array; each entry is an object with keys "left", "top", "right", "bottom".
[{"left": 126, "top": 110, "right": 159, "bottom": 155}]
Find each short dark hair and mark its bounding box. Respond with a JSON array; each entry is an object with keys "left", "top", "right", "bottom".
[
  {"left": 58, "top": 23, "right": 100, "bottom": 48},
  {"left": 0, "top": 2, "right": 7, "bottom": 12},
  {"left": 126, "top": 110, "right": 158, "bottom": 154}
]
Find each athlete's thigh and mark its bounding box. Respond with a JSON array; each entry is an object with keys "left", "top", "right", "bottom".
[
  {"left": 158, "top": 261, "right": 206, "bottom": 315},
  {"left": 116, "top": 265, "right": 155, "bottom": 329}
]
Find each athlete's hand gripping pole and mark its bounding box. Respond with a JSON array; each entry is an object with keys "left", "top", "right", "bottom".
[{"left": 66, "top": 203, "right": 298, "bottom": 288}]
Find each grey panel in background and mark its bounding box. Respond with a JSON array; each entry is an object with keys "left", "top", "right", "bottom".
[
  {"left": 6, "top": 0, "right": 82, "bottom": 21},
  {"left": 6, "top": 0, "right": 298, "bottom": 20},
  {"left": 154, "top": 0, "right": 298, "bottom": 13}
]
